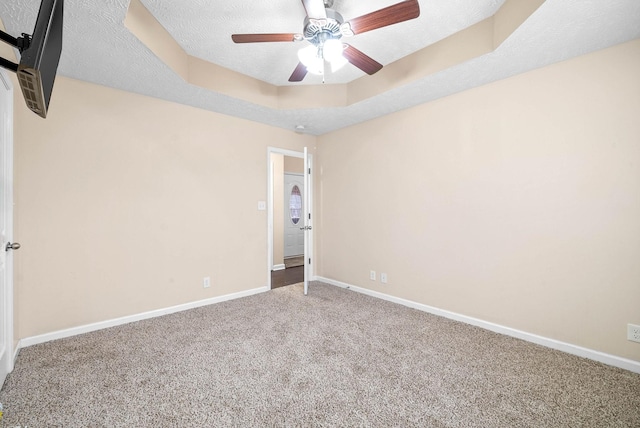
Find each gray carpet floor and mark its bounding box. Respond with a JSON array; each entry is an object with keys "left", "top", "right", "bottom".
[{"left": 1, "top": 282, "right": 639, "bottom": 427}]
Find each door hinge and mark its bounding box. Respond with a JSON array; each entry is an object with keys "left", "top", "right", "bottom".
[
  {"left": 308, "top": 213, "right": 311, "bottom": 220},
  {"left": 308, "top": 258, "right": 311, "bottom": 265},
  {"left": 308, "top": 167, "right": 311, "bottom": 174}
]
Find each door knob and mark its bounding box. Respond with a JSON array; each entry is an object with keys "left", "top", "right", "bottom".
[
  {"left": 299, "top": 226, "right": 312, "bottom": 231},
  {"left": 5, "top": 242, "right": 20, "bottom": 251}
]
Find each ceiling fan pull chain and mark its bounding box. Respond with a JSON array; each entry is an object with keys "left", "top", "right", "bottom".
[{"left": 322, "top": 61, "right": 325, "bottom": 84}]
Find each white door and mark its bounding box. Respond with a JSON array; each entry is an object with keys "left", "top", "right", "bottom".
[
  {"left": 0, "top": 69, "right": 15, "bottom": 388},
  {"left": 283, "top": 173, "right": 304, "bottom": 258},
  {"left": 303, "top": 147, "right": 312, "bottom": 295}
]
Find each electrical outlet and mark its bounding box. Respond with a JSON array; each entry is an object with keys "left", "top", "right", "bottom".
[
  {"left": 380, "top": 273, "right": 388, "bottom": 284},
  {"left": 370, "top": 270, "right": 376, "bottom": 281},
  {"left": 203, "top": 276, "right": 211, "bottom": 288},
  {"left": 628, "top": 324, "right": 640, "bottom": 343}
]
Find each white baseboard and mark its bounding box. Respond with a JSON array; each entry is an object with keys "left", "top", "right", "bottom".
[
  {"left": 17, "top": 278, "right": 640, "bottom": 375},
  {"left": 315, "top": 276, "right": 640, "bottom": 374},
  {"left": 18, "top": 286, "right": 270, "bottom": 350},
  {"left": 13, "top": 343, "right": 20, "bottom": 362},
  {"left": 272, "top": 264, "right": 286, "bottom": 271}
]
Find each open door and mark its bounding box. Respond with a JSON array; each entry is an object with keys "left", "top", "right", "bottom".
[
  {"left": 303, "top": 147, "right": 312, "bottom": 295},
  {"left": 0, "top": 69, "right": 15, "bottom": 388}
]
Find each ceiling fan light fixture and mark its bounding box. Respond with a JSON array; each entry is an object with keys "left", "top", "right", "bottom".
[
  {"left": 323, "top": 38, "right": 344, "bottom": 62},
  {"left": 232, "top": 0, "right": 422, "bottom": 82},
  {"left": 298, "top": 45, "right": 324, "bottom": 75}
]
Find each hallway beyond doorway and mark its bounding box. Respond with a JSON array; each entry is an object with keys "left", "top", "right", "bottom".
[{"left": 271, "top": 266, "right": 303, "bottom": 289}]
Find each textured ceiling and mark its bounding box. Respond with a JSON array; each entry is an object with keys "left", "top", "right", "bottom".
[
  {"left": 1, "top": 0, "right": 639, "bottom": 135},
  {"left": 140, "top": 0, "right": 504, "bottom": 86}
]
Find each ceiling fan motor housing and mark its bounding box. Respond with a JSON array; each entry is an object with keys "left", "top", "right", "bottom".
[{"left": 303, "top": 9, "right": 344, "bottom": 46}]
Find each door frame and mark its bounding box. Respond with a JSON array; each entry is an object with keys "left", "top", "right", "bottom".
[
  {"left": 0, "top": 68, "right": 15, "bottom": 387},
  {"left": 267, "top": 147, "right": 313, "bottom": 290}
]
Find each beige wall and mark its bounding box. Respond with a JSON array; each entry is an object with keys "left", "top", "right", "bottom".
[
  {"left": 13, "top": 76, "right": 313, "bottom": 339},
  {"left": 317, "top": 40, "right": 640, "bottom": 362}
]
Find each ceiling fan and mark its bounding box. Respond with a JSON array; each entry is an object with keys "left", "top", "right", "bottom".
[{"left": 231, "top": 0, "right": 420, "bottom": 82}]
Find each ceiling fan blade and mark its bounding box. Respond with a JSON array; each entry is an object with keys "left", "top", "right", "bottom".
[
  {"left": 345, "top": 0, "right": 420, "bottom": 35},
  {"left": 231, "top": 33, "right": 299, "bottom": 43},
  {"left": 343, "top": 45, "right": 383, "bottom": 75},
  {"left": 301, "top": 0, "right": 327, "bottom": 19},
  {"left": 289, "top": 62, "right": 308, "bottom": 82}
]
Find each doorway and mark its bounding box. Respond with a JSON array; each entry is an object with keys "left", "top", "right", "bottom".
[{"left": 267, "top": 148, "right": 312, "bottom": 291}]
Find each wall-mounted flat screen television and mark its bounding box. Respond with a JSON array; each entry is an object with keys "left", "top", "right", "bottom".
[
  {"left": 0, "top": 0, "right": 64, "bottom": 118},
  {"left": 16, "top": 0, "right": 64, "bottom": 118}
]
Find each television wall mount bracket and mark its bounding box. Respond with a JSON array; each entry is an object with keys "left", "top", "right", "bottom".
[{"left": 0, "top": 30, "right": 32, "bottom": 73}]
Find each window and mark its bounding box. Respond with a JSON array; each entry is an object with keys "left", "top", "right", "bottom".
[{"left": 289, "top": 185, "right": 302, "bottom": 225}]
